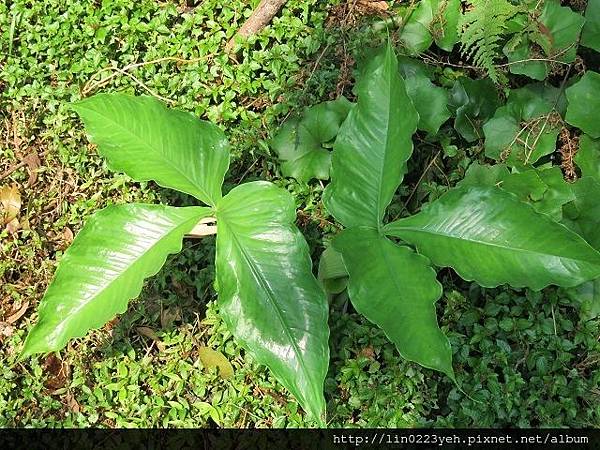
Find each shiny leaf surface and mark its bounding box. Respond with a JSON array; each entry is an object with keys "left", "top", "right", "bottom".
[
  {"left": 448, "top": 78, "right": 498, "bottom": 142},
  {"left": 384, "top": 186, "right": 600, "bottom": 290},
  {"left": 215, "top": 181, "right": 329, "bottom": 423},
  {"left": 582, "top": 0, "right": 600, "bottom": 52},
  {"left": 73, "top": 94, "right": 230, "bottom": 205},
  {"left": 334, "top": 228, "right": 454, "bottom": 378},
  {"left": 323, "top": 44, "right": 418, "bottom": 228},
  {"left": 23, "top": 204, "right": 210, "bottom": 356}
]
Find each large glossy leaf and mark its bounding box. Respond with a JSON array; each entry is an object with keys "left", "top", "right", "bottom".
[
  {"left": 566, "top": 72, "right": 600, "bottom": 139},
  {"left": 23, "top": 204, "right": 210, "bottom": 356},
  {"left": 384, "top": 186, "right": 600, "bottom": 290},
  {"left": 215, "top": 181, "right": 329, "bottom": 423},
  {"left": 73, "top": 94, "right": 230, "bottom": 206},
  {"left": 271, "top": 97, "right": 352, "bottom": 182},
  {"left": 582, "top": 0, "right": 600, "bottom": 52},
  {"left": 323, "top": 44, "right": 418, "bottom": 229},
  {"left": 334, "top": 228, "right": 454, "bottom": 378}
]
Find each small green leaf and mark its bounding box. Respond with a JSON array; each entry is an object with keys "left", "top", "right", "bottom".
[
  {"left": 562, "top": 177, "right": 600, "bottom": 249},
  {"left": 574, "top": 135, "right": 600, "bottom": 181},
  {"left": 23, "top": 204, "right": 211, "bottom": 356},
  {"left": 566, "top": 72, "right": 600, "bottom": 139},
  {"left": 333, "top": 227, "right": 454, "bottom": 378},
  {"left": 566, "top": 279, "right": 600, "bottom": 320},
  {"left": 399, "top": 0, "right": 436, "bottom": 55},
  {"left": 384, "top": 186, "right": 600, "bottom": 290},
  {"left": 73, "top": 94, "right": 230, "bottom": 206},
  {"left": 317, "top": 246, "right": 348, "bottom": 295},
  {"left": 399, "top": 58, "right": 450, "bottom": 135},
  {"left": 197, "top": 347, "right": 234, "bottom": 379},
  {"left": 582, "top": 0, "right": 600, "bottom": 52},
  {"left": 324, "top": 43, "right": 418, "bottom": 229},
  {"left": 271, "top": 97, "right": 352, "bottom": 182},
  {"left": 432, "top": 0, "right": 461, "bottom": 51},
  {"left": 448, "top": 77, "right": 498, "bottom": 142},
  {"left": 215, "top": 181, "right": 329, "bottom": 424}
]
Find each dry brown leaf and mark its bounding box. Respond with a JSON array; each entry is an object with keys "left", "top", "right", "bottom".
[
  {"left": 6, "top": 300, "right": 29, "bottom": 324},
  {"left": 23, "top": 152, "right": 41, "bottom": 187},
  {"left": 65, "top": 392, "right": 81, "bottom": 413},
  {"left": 197, "top": 346, "right": 234, "bottom": 379},
  {"left": 136, "top": 326, "right": 160, "bottom": 341},
  {"left": 0, "top": 185, "right": 21, "bottom": 225},
  {"left": 5, "top": 217, "right": 21, "bottom": 234},
  {"left": 160, "top": 306, "right": 181, "bottom": 329},
  {"left": 0, "top": 322, "right": 14, "bottom": 342},
  {"left": 43, "top": 354, "right": 71, "bottom": 391},
  {"left": 62, "top": 227, "right": 74, "bottom": 244}
]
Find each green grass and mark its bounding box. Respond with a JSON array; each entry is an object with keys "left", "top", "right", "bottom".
[{"left": 1, "top": 0, "right": 599, "bottom": 428}]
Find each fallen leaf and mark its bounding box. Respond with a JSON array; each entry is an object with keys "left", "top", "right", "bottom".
[
  {"left": 23, "top": 152, "right": 41, "bottom": 187},
  {"left": 160, "top": 306, "right": 181, "bottom": 329},
  {"left": 65, "top": 392, "right": 81, "bottom": 413},
  {"left": 0, "top": 322, "right": 14, "bottom": 342},
  {"left": 6, "top": 300, "right": 29, "bottom": 324},
  {"left": 5, "top": 217, "right": 21, "bottom": 234},
  {"left": 197, "top": 346, "right": 234, "bottom": 379},
  {"left": 0, "top": 185, "right": 21, "bottom": 225},
  {"left": 43, "top": 354, "right": 71, "bottom": 391},
  {"left": 62, "top": 227, "right": 74, "bottom": 244},
  {"left": 136, "top": 326, "right": 160, "bottom": 341}
]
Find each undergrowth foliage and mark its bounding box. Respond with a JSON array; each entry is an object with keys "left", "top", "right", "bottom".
[{"left": 6, "top": 0, "right": 600, "bottom": 428}]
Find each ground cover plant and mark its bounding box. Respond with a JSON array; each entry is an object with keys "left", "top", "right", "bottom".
[{"left": 1, "top": 0, "right": 600, "bottom": 428}]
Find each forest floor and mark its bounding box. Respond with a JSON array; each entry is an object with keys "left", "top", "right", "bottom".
[{"left": 0, "top": 0, "right": 599, "bottom": 427}]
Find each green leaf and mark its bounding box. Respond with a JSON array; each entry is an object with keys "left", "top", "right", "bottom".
[
  {"left": 215, "top": 181, "right": 329, "bottom": 423},
  {"left": 271, "top": 97, "right": 352, "bottom": 182},
  {"left": 333, "top": 227, "right": 454, "bottom": 378},
  {"left": 484, "top": 83, "right": 562, "bottom": 166},
  {"left": 566, "top": 72, "right": 600, "bottom": 139},
  {"left": 197, "top": 347, "right": 234, "bottom": 379},
  {"left": 536, "top": 0, "right": 585, "bottom": 65},
  {"left": 458, "top": 162, "right": 509, "bottom": 189},
  {"left": 73, "top": 94, "right": 230, "bottom": 206},
  {"left": 566, "top": 279, "right": 600, "bottom": 320},
  {"left": 384, "top": 186, "right": 600, "bottom": 290},
  {"left": 323, "top": 43, "right": 418, "bottom": 229},
  {"left": 503, "top": 37, "right": 549, "bottom": 81},
  {"left": 574, "top": 135, "right": 600, "bottom": 181},
  {"left": 582, "top": 0, "right": 600, "bottom": 52},
  {"left": 23, "top": 204, "right": 210, "bottom": 356},
  {"left": 562, "top": 177, "right": 600, "bottom": 249},
  {"left": 432, "top": 0, "right": 461, "bottom": 51},
  {"left": 448, "top": 78, "right": 498, "bottom": 142},
  {"left": 317, "top": 246, "right": 348, "bottom": 295},
  {"left": 399, "top": 58, "right": 451, "bottom": 135},
  {"left": 399, "top": 0, "right": 436, "bottom": 55}
]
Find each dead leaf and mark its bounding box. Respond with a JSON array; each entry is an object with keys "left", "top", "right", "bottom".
[
  {"left": 6, "top": 300, "right": 29, "bottom": 324},
  {"left": 65, "top": 392, "right": 81, "bottom": 413},
  {"left": 160, "top": 306, "right": 181, "bottom": 329},
  {"left": 23, "top": 152, "right": 41, "bottom": 187},
  {"left": 0, "top": 185, "right": 21, "bottom": 225},
  {"left": 136, "top": 326, "right": 160, "bottom": 341},
  {"left": 197, "top": 346, "right": 234, "bottom": 379},
  {"left": 0, "top": 322, "right": 14, "bottom": 342},
  {"left": 62, "top": 227, "right": 74, "bottom": 244},
  {"left": 43, "top": 354, "right": 71, "bottom": 391},
  {"left": 5, "top": 217, "right": 21, "bottom": 234}
]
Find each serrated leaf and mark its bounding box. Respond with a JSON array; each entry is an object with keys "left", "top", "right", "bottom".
[
  {"left": 582, "top": 0, "right": 600, "bottom": 52},
  {"left": 215, "top": 181, "right": 329, "bottom": 424},
  {"left": 574, "top": 135, "right": 600, "bottom": 181},
  {"left": 323, "top": 43, "right": 418, "bottom": 229},
  {"left": 448, "top": 77, "right": 498, "bottom": 142},
  {"left": 384, "top": 186, "right": 600, "bottom": 290},
  {"left": 271, "top": 97, "right": 352, "bottom": 182},
  {"left": 399, "top": 58, "right": 450, "bottom": 135},
  {"left": 566, "top": 72, "right": 600, "bottom": 139},
  {"left": 73, "top": 94, "right": 230, "bottom": 206},
  {"left": 334, "top": 227, "right": 454, "bottom": 378},
  {"left": 23, "top": 204, "right": 211, "bottom": 356},
  {"left": 197, "top": 347, "right": 234, "bottom": 379}
]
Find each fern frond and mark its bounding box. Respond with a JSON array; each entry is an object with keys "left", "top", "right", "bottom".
[{"left": 459, "top": 0, "right": 520, "bottom": 82}]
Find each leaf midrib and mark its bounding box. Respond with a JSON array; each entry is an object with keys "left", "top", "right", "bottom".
[
  {"left": 80, "top": 105, "right": 214, "bottom": 205},
  {"left": 388, "top": 225, "right": 600, "bottom": 264},
  {"left": 223, "top": 220, "right": 314, "bottom": 400}
]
